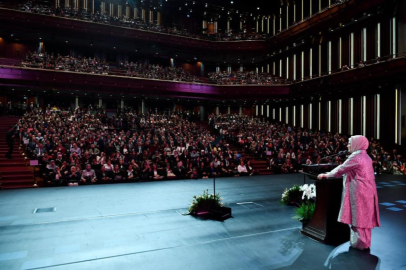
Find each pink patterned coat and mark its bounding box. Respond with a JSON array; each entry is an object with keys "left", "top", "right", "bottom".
[{"left": 326, "top": 136, "right": 380, "bottom": 229}]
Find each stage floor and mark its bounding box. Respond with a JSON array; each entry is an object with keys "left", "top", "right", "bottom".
[{"left": 0, "top": 174, "right": 405, "bottom": 270}]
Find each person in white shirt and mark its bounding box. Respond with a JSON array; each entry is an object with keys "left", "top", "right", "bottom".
[{"left": 237, "top": 160, "right": 249, "bottom": 176}]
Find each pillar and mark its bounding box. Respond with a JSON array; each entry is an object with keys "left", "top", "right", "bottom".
[
  {"left": 227, "top": 106, "right": 231, "bottom": 114},
  {"left": 83, "top": 0, "right": 88, "bottom": 11},
  {"left": 267, "top": 16, "right": 270, "bottom": 34},
  {"left": 65, "top": 0, "right": 70, "bottom": 8},
  {"left": 101, "top": 2, "right": 105, "bottom": 13},
  {"left": 157, "top": 12, "right": 162, "bottom": 25},
  {"left": 203, "top": 20, "right": 207, "bottom": 34},
  {"left": 121, "top": 99, "right": 124, "bottom": 108},
  {"left": 256, "top": 105, "right": 259, "bottom": 116},
  {"left": 109, "top": 3, "right": 114, "bottom": 16},
  {"left": 227, "top": 19, "right": 230, "bottom": 33},
  {"left": 216, "top": 106, "right": 219, "bottom": 115},
  {"left": 75, "top": 97, "right": 79, "bottom": 109},
  {"left": 149, "top": 10, "right": 154, "bottom": 23},
  {"left": 92, "top": 0, "right": 94, "bottom": 14},
  {"left": 239, "top": 64, "right": 243, "bottom": 72},
  {"left": 118, "top": 5, "right": 122, "bottom": 17},
  {"left": 214, "top": 21, "right": 218, "bottom": 33},
  {"left": 98, "top": 98, "right": 102, "bottom": 108},
  {"left": 261, "top": 105, "right": 264, "bottom": 116},
  {"left": 261, "top": 17, "right": 264, "bottom": 33},
  {"left": 141, "top": 9, "right": 146, "bottom": 21},
  {"left": 239, "top": 106, "right": 242, "bottom": 116},
  {"left": 142, "top": 100, "right": 145, "bottom": 114},
  {"left": 267, "top": 105, "right": 270, "bottom": 117},
  {"left": 55, "top": 0, "right": 60, "bottom": 7},
  {"left": 256, "top": 19, "right": 259, "bottom": 33},
  {"left": 126, "top": 6, "right": 131, "bottom": 18}
]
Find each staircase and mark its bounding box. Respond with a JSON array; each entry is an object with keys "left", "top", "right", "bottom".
[
  {"left": 228, "top": 144, "right": 272, "bottom": 176},
  {"left": 0, "top": 117, "right": 36, "bottom": 189}
]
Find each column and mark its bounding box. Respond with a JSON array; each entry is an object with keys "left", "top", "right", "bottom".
[
  {"left": 157, "top": 12, "right": 162, "bottom": 26},
  {"left": 121, "top": 99, "right": 124, "bottom": 109},
  {"left": 55, "top": 0, "right": 60, "bottom": 7},
  {"left": 92, "top": 0, "right": 94, "bottom": 14},
  {"left": 256, "top": 105, "right": 259, "bottom": 116},
  {"left": 261, "top": 17, "right": 264, "bottom": 33},
  {"left": 214, "top": 21, "right": 218, "bottom": 33},
  {"left": 216, "top": 106, "right": 219, "bottom": 115},
  {"left": 267, "top": 16, "right": 270, "bottom": 34},
  {"left": 239, "top": 106, "right": 242, "bottom": 116},
  {"left": 83, "top": 0, "right": 88, "bottom": 11},
  {"left": 98, "top": 98, "right": 102, "bottom": 108},
  {"left": 267, "top": 105, "right": 269, "bottom": 117},
  {"left": 261, "top": 105, "right": 264, "bottom": 116},
  {"left": 65, "top": 0, "right": 70, "bottom": 8},
  {"left": 142, "top": 100, "right": 145, "bottom": 114},
  {"left": 203, "top": 20, "right": 207, "bottom": 34},
  {"left": 126, "top": 6, "right": 131, "bottom": 18},
  {"left": 256, "top": 19, "right": 259, "bottom": 33},
  {"left": 141, "top": 9, "right": 146, "bottom": 21},
  {"left": 109, "top": 3, "right": 114, "bottom": 17},
  {"left": 75, "top": 97, "right": 79, "bottom": 109},
  {"left": 273, "top": 17, "right": 276, "bottom": 35},
  {"left": 118, "top": 5, "right": 122, "bottom": 17},
  {"left": 149, "top": 10, "right": 154, "bottom": 24},
  {"left": 101, "top": 2, "right": 105, "bottom": 14},
  {"left": 227, "top": 19, "right": 230, "bottom": 33},
  {"left": 227, "top": 106, "right": 231, "bottom": 114}
]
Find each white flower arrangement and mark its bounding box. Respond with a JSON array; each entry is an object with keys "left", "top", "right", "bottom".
[{"left": 300, "top": 184, "right": 316, "bottom": 200}]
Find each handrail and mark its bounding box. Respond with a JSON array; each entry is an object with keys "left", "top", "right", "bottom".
[{"left": 293, "top": 52, "right": 405, "bottom": 83}]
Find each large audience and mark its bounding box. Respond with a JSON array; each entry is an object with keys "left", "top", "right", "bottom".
[
  {"left": 8, "top": 107, "right": 404, "bottom": 187},
  {"left": 211, "top": 114, "right": 404, "bottom": 175},
  {"left": 15, "top": 106, "right": 259, "bottom": 186},
  {"left": 208, "top": 71, "right": 291, "bottom": 85}
]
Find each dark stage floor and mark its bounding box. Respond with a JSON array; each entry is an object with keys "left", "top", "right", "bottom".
[{"left": 0, "top": 174, "right": 405, "bottom": 270}]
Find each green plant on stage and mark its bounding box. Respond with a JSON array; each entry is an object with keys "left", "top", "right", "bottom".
[
  {"left": 280, "top": 184, "right": 302, "bottom": 206},
  {"left": 189, "top": 189, "right": 223, "bottom": 214},
  {"left": 293, "top": 201, "right": 316, "bottom": 223}
]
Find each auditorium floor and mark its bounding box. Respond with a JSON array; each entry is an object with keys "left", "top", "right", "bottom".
[{"left": 0, "top": 174, "right": 405, "bottom": 270}]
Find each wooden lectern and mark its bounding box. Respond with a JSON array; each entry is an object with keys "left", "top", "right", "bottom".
[{"left": 301, "top": 164, "right": 350, "bottom": 245}]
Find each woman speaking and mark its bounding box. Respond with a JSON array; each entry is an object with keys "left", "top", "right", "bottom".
[{"left": 318, "top": 135, "right": 380, "bottom": 250}]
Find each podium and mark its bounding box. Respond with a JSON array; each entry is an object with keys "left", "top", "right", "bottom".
[{"left": 301, "top": 165, "right": 350, "bottom": 245}]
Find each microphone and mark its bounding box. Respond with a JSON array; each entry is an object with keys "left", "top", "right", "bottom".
[{"left": 320, "top": 150, "right": 348, "bottom": 162}]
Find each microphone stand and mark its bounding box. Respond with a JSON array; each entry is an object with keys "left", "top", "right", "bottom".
[{"left": 319, "top": 151, "right": 347, "bottom": 164}]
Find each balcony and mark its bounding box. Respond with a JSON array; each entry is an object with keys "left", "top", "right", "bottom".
[{"left": 0, "top": 65, "right": 290, "bottom": 100}]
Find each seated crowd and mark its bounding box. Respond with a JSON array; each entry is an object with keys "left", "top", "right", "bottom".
[
  {"left": 21, "top": 51, "right": 109, "bottom": 74},
  {"left": 119, "top": 61, "right": 199, "bottom": 82},
  {"left": 208, "top": 71, "right": 291, "bottom": 85},
  {"left": 17, "top": 1, "right": 268, "bottom": 41},
  {"left": 211, "top": 114, "right": 404, "bottom": 175},
  {"left": 20, "top": 51, "right": 199, "bottom": 82},
  {"left": 15, "top": 106, "right": 257, "bottom": 186},
  {"left": 19, "top": 52, "right": 293, "bottom": 85}
]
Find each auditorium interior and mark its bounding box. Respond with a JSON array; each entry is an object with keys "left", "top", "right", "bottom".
[{"left": 0, "top": 0, "right": 405, "bottom": 269}]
